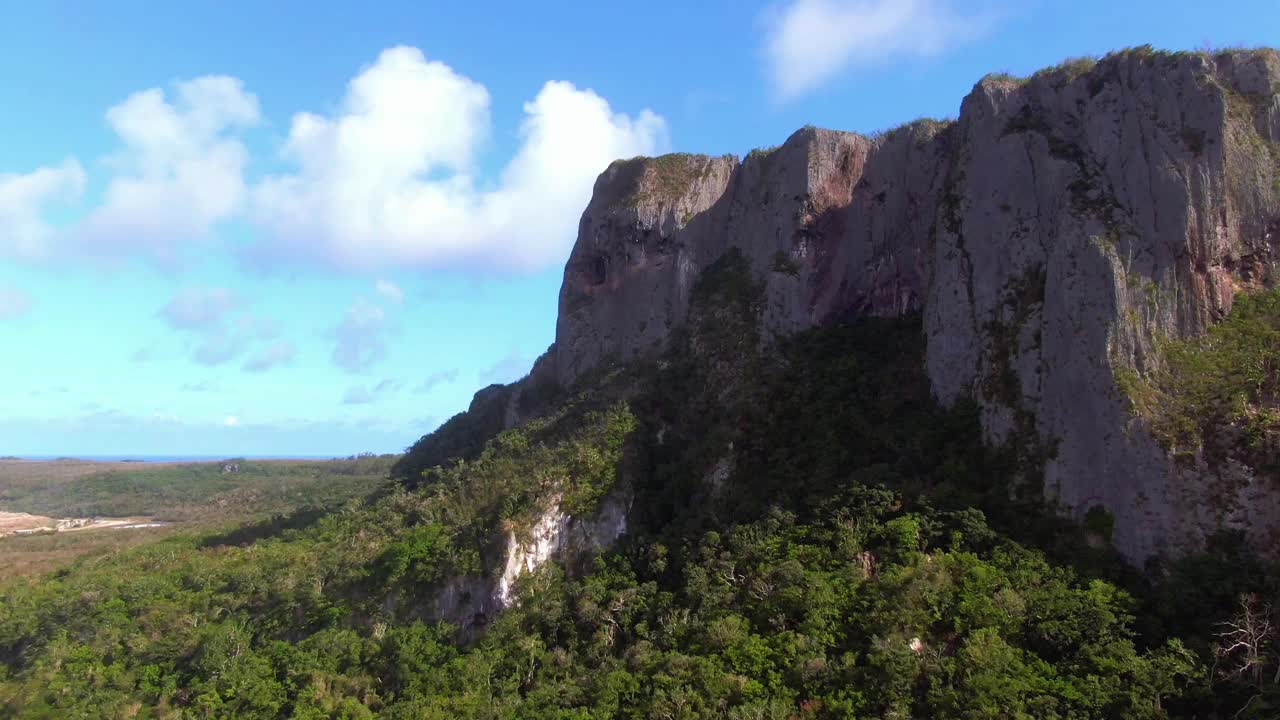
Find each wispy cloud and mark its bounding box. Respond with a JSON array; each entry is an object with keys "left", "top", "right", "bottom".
[
  {"left": 343, "top": 378, "right": 406, "bottom": 405},
  {"left": 479, "top": 350, "right": 531, "bottom": 386},
  {"left": 159, "top": 287, "right": 287, "bottom": 369},
  {"left": 375, "top": 279, "right": 405, "bottom": 305},
  {"left": 159, "top": 287, "right": 240, "bottom": 331},
  {"left": 761, "top": 0, "right": 1002, "bottom": 101},
  {"left": 243, "top": 340, "right": 295, "bottom": 373},
  {"left": 330, "top": 296, "right": 392, "bottom": 373},
  {"left": 413, "top": 369, "right": 459, "bottom": 394}
]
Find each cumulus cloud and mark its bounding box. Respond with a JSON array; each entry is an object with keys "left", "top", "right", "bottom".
[
  {"left": 330, "top": 296, "right": 391, "bottom": 372},
  {"left": 252, "top": 46, "right": 668, "bottom": 271},
  {"left": 1, "top": 47, "right": 663, "bottom": 272},
  {"left": 0, "top": 160, "right": 86, "bottom": 260},
  {"left": 414, "top": 369, "right": 459, "bottom": 394},
  {"left": 343, "top": 385, "right": 375, "bottom": 405},
  {"left": 0, "top": 285, "right": 33, "bottom": 320},
  {"left": 762, "top": 0, "right": 1001, "bottom": 101},
  {"left": 375, "top": 279, "right": 405, "bottom": 304},
  {"left": 243, "top": 340, "right": 295, "bottom": 373},
  {"left": 78, "top": 76, "right": 260, "bottom": 262}
]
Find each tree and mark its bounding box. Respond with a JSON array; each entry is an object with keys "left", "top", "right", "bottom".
[{"left": 1214, "top": 593, "right": 1277, "bottom": 689}]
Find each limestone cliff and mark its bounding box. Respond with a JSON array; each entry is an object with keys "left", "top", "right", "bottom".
[{"left": 547, "top": 47, "right": 1280, "bottom": 562}]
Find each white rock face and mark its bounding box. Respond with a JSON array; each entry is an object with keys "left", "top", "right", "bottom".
[
  {"left": 429, "top": 491, "right": 631, "bottom": 637},
  {"left": 497, "top": 499, "right": 569, "bottom": 607},
  {"left": 495, "top": 491, "right": 631, "bottom": 608}
]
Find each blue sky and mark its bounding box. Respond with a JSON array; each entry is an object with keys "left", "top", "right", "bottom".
[{"left": 1, "top": 0, "right": 1276, "bottom": 457}]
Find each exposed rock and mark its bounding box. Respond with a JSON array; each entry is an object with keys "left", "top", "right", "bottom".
[
  {"left": 497, "top": 491, "right": 631, "bottom": 606},
  {"left": 543, "top": 48, "right": 1280, "bottom": 563},
  {"left": 429, "top": 490, "right": 632, "bottom": 639}
]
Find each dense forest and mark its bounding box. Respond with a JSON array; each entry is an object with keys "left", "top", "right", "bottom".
[{"left": 1, "top": 251, "right": 1278, "bottom": 718}]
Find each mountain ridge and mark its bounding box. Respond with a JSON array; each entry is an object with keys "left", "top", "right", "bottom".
[{"left": 403, "top": 45, "right": 1280, "bottom": 563}]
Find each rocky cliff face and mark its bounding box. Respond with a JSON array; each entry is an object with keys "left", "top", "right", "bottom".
[{"left": 549, "top": 47, "right": 1280, "bottom": 562}]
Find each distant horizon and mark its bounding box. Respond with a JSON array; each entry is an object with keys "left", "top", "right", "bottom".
[{"left": 2, "top": 454, "right": 395, "bottom": 462}]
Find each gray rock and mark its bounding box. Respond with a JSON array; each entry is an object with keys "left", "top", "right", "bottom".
[{"left": 538, "top": 48, "right": 1280, "bottom": 563}]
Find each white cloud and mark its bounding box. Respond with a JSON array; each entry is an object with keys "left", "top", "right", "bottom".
[
  {"left": 0, "top": 159, "right": 86, "bottom": 260},
  {"left": 252, "top": 46, "right": 668, "bottom": 272},
  {"left": 762, "top": 0, "right": 1000, "bottom": 101},
  {"left": 243, "top": 340, "right": 295, "bottom": 373},
  {"left": 2, "top": 48, "right": 663, "bottom": 272},
  {"left": 223, "top": 415, "right": 241, "bottom": 427},
  {"left": 375, "top": 279, "right": 405, "bottom": 304},
  {"left": 77, "top": 76, "right": 260, "bottom": 262},
  {"left": 0, "top": 285, "right": 33, "bottom": 320},
  {"left": 331, "top": 296, "right": 390, "bottom": 372}
]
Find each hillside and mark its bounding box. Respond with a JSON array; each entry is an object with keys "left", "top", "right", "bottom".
[{"left": 2, "top": 46, "right": 1280, "bottom": 718}]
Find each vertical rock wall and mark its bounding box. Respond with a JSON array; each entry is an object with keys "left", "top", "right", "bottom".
[{"left": 547, "top": 48, "right": 1280, "bottom": 562}]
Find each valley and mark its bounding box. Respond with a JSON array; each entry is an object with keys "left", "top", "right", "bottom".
[{"left": 0, "top": 456, "right": 394, "bottom": 577}]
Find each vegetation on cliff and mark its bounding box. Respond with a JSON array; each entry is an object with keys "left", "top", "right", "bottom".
[
  {"left": 1117, "top": 287, "right": 1280, "bottom": 476},
  {"left": 2, "top": 251, "right": 1279, "bottom": 718}
]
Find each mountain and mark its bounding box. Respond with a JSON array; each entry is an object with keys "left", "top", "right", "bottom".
[{"left": 404, "top": 45, "right": 1280, "bottom": 564}]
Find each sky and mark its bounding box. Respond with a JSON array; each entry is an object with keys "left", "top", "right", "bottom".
[{"left": 1, "top": 0, "right": 1277, "bottom": 457}]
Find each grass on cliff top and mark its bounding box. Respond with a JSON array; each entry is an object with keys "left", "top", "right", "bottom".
[
  {"left": 610, "top": 152, "right": 733, "bottom": 210},
  {"left": 1116, "top": 287, "right": 1280, "bottom": 473},
  {"left": 982, "top": 45, "right": 1278, "bottom": 91},
  {"left": 869, "top": 116, "right": 952, "bottom": 147}
]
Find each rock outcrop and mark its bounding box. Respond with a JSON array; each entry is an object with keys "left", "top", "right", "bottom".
[
  {"left": 545, "top": 47, "right": 1280, "bottom": 562},
  {"left": 429, "top": 490, "right": 631, "bottom": 639}
]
